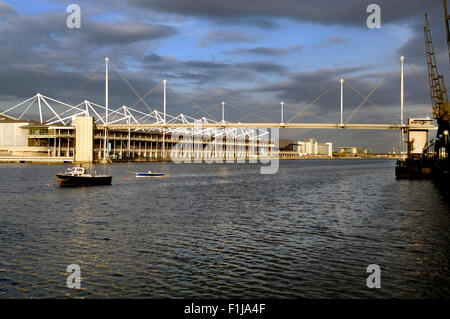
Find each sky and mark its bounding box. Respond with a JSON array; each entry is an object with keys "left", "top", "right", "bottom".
[{"left": 0, "top": 0, "right": 449, "bottom": 152}]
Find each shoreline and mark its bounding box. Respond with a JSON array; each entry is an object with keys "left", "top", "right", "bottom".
[{"left": 0, "top": 155, "right": 400, "bottom": 164}]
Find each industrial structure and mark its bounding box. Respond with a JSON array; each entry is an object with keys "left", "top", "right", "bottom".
[{"left": 396, "top": 1, "right": 450, "bottom": 181}]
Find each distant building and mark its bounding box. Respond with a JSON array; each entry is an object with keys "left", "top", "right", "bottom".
[
  {"left": 279, "top": 139, "right": 299, "bottom": 151},
  {"left": 278, "top": 138, "right": 332, "bottom": 157},
  {"left": 318, "top": 142, "right": 333, "bottom": 156},
  {"left": 298, "top": 138, "right": 332, "bottom": 157},
  {"left": 339, "top": 146, "right": 371, "bottom": 154}
]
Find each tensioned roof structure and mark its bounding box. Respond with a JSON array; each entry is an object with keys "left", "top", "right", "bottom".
[{"left": 0, "top": 92, "right": 270, "bottom": 140}]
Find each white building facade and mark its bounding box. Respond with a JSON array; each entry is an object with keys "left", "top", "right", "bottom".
[{"left": 297, "top": 138, "right": 332, "bottom": 157}]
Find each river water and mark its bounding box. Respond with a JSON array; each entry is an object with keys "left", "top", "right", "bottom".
[{"left": 0, "top": 159, "right": 449, "bottom": 298}]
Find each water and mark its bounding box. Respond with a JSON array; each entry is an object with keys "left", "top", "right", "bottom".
[{"left": 0, "top": 159, "right": 449, "bottom": 298}]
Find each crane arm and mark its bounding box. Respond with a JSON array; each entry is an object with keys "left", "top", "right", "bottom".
[{"left": 424, "top": 12, "right": 450, "bottom": 121}]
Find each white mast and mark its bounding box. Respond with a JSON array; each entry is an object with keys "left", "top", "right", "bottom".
[
  {"left": 221, "top": 101, "right": 225, "bottom": 126},
  {"left": 163, "top": 79, "right": 167, "bottom": 159},
  {"left": 340, "top": 78, "right": 344, "bottom": 126},
  {"left": 400, "top": 56, "right": 405, "bottom": 159},
  {"left": 104, "top": 57, "right": 109, "bottom": 161},
  {"left": 163, "top": 79, "right": 167, "bottom": 125}
]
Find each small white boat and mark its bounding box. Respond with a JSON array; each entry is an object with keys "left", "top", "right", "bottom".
[{"left": 135, "top": 171, "right": 166, "bottom": 177}]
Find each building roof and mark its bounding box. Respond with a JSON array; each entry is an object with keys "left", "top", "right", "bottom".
[{"left": 0, "top": 113, "right": 34, "bottom": 123}]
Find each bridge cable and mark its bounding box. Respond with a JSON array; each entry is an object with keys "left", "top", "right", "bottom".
[
  {"left": 224, "top": 101, "right": 275, "bottom": 123},
  {"left": 404, "top": 59, "right": 436, "bottom": 119},
  {"left": 50, "top": 60, "right": 105, "bottom": 119},
  {"left": 190, "top": 103, "right": 223, "bottom": 118},
  {"left": 171, "top": 89, "right": 218, "bottom": 121},
  {"left": 287, "top": 83, "right": 337, "bottom": 123},
  {"left": 404, "top": 59, "right": 430, "bottom": 92},
  {"left": 344, "top": 61, "right": 397, "bottom": 124},
  {"left": 192, "top": 104, "right": 216, "bottom": 122},
  {"left": 110, "top": 62, "right": 153, "bottom": 113},
  {"left": 67, "top": 60, "right": 105, "bottom": 106},
  {"left": 238, "top": 104, "right": 278, "bottom": 122},
  {"left": 344, "top": 81, "right": 388, "bottom": 117},
  {"left": 129, "top": 81, "right": 162, "bottom": 110}
]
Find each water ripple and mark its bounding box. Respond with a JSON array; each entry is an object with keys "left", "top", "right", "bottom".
[{"left": 0, "top": 160, "right": 449, "bottom": 298}]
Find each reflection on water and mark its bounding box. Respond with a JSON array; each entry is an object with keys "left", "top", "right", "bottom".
[{"left": 0, "top": 159, "right": 449, "bottom": 298}]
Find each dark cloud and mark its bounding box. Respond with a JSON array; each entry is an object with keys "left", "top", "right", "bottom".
[
  {"left": 395, "top": 5, "right": 450, "bottom": 100},
  {"left": 0, "top": 9, "right": 177, "bottom": 67},
  {"left": 224, "top": 45, "right": 302, "bottom": 56},
  {"left": 82, "top": 21, "right": 177, "bottom": 45},
  {"left": 397, "top": 10, "right": 450, "bottom": 72},
  {"left": 181, "top": 60, "right": 228, "bottom": 70},
  {"left": 129, "top": 0, "right": 443, "bottom": 27},
  {"left": 236, "top": 62, "right": 287, "bottom": 74},
  {"left": 142, "top": 53, "right": 287, "bottom": 84},
  {"left": 143, "top": 53, "right": 165, "bottom": 63},
  {"left": 0, "top": 63, "right": 160, "bottom": 109},
  {"left": 326, "top": 36, "right": 348, "bottom": 43},
  {"left": 197, "top": 30, "right": 258, "bottom": 47},
  {"left": 314, "top": 35, "right": 350, "bottom": 48},
  {"left": 0, "top": 5, "right": 178, "bottom": 113},
  {"left": 0, "top": 1, "right": 18, "bottom": 20},
  {"left": 217, "top": 17, "right": 281, "bottom": 29}
]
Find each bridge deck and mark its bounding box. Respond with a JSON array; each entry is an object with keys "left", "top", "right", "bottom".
[{"left": 99, "top": 123, "right": 436, "bottom": 130}]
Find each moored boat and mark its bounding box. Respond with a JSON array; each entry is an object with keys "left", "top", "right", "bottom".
[
  {"left": 135, "top": 171, "right": 166, "bottom": 177},
  {"left": 56, "top": 165, "right": 112, "bottom": 187}
]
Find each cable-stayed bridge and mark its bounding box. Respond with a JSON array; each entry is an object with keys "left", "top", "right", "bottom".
[{"left": 0, "top": 57, "right": 437, "bottom": 139}]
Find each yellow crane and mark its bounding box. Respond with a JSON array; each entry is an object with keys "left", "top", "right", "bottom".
[
  {"left": 424, "top": 4, "right": 450, "bottom": 154},
  {"left": 444, "top": 0, "right": 450, "bottom": 60},
  {"left": 424, "top": 12, "right": 450, "bottom": 121}
]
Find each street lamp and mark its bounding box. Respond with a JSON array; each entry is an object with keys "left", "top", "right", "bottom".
[{"left": 438, "top": 134, "right": 446, "bottom": 159}]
